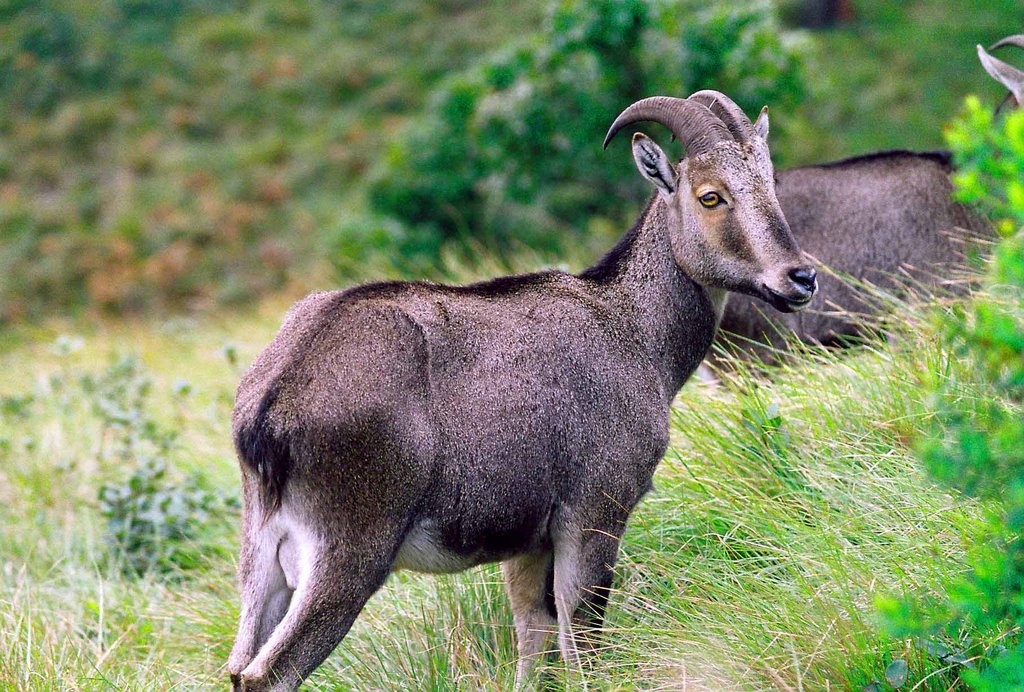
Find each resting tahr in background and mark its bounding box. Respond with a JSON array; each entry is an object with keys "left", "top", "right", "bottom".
[{"left": 716, "top": 36, "right": 1024, "bottom": 360}]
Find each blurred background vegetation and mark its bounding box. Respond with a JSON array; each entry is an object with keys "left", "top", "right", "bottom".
[{"left": 0, "top": 0, "right": 1019, "bottom": 324}]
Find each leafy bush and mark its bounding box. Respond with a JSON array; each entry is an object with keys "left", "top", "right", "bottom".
[
  {"left": 877, "top": 97, "right": 1024, "bottom": 689},
  {"left": 83, "top": 356, "right": 237, "bottom": 576},
  {"left": 363, "top": 0, "right": 808, "bottom": 267},
  {"left": 0, "top": 346, "right": 237, "bottom": 577},
  {"left": 98, "top": 456, "right": 233, "bottom": 576},
  {"left": 0, "top": 343, "right": 238, "bottom": 576}
]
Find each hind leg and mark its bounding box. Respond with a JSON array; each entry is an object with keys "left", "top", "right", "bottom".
[
  {"left": 228, "top": 494, "right": 292, "bottom": 685},
  {"left": 502, "top": 550, "right": 557, "bottom": 689},
  {"left": 237, "top": 519, "right": 401, "bottom": 690}
]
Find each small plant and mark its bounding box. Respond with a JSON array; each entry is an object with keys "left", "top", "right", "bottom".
[
  {"left": 740, "top": 401, "right": 791, "bottom": 459},
  {"left": 877, "top": 98, "right": 1024, "bottom": 689},
  {"left": 81, "top": 355, "right": 173, "bottom": 460},
  {"left": 98, "top": 458, "right": 234, "bottom": 576},
  {"left": 76, "top": 355, "right": 236, "bottom": 576},
  {"left": 0, "top": 394, "right": 34, "bottom": 419}
]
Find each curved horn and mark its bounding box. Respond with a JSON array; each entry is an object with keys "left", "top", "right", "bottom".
[
  {"left": 603, "top": 96, "right": 733, "bottom": 156},
  {"left": 991, "top": 34, "right": 1024, "bottom": 52},
  {"left": 688, "top": 89, "right": 756, "bottom": 142},
  {"left": 978, "top": 44, "right": 1024, "bottom": 107}
]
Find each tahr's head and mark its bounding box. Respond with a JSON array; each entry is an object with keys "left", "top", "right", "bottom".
[{"left": 604, "top": 92, "right": 816, "bottom": 312}]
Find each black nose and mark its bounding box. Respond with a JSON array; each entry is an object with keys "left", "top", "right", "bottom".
[{"left": 788, "top": 267, "right": 817, "bottom": 293}]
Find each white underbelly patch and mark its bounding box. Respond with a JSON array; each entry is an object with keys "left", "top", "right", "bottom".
[{"left": 394, "top": 521, "right": 476, "bottom": 574}]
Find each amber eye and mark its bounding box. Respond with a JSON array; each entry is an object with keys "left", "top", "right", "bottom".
[{"left": 698, "top": 191, "right": 722, "bottom": 208}]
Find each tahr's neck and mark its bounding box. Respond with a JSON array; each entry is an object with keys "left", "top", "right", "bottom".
[{"left": 580, "top": 196, "right": 725, "bottom": 398}]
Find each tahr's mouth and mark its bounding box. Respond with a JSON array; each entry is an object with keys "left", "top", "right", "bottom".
[{"left": 763, "top": 285, "right": 815, "bottom": 313}]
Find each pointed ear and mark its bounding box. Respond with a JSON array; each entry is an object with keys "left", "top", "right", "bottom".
[
  {"left": 754, "top": 106, "right": 769, "bottom": 139},
  {"left": 631, "top": 132, "right": 676, "bottom": 199}
]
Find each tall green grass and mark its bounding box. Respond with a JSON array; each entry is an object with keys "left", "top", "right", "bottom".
[{"left": 0, "top": 269, "right": 994, "bottom": 689}]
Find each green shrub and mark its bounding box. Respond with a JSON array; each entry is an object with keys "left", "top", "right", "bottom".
[
  {"left": 78, "top": 356, "right": 238, "bottom": 576},
  {"left": 0, "top": 348, "right": 240, "bottom": 577},
  {"left": 98, "top": 456, "right": 234, "bottom": 577},
  {"left": 877, "top": 97, "right": 1024, "bottom": 689},
  {"left": 364, "top": 0, "right": 808, "bottom": 268}
]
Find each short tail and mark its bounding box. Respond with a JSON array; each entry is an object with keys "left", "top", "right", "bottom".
[{"left": 234, "top": 385, "right": 291, "bottom": 513}]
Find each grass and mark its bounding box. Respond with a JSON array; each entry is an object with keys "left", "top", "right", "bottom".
[{"left": 0, "top": 265, "right": 995, "bottom": 689}]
